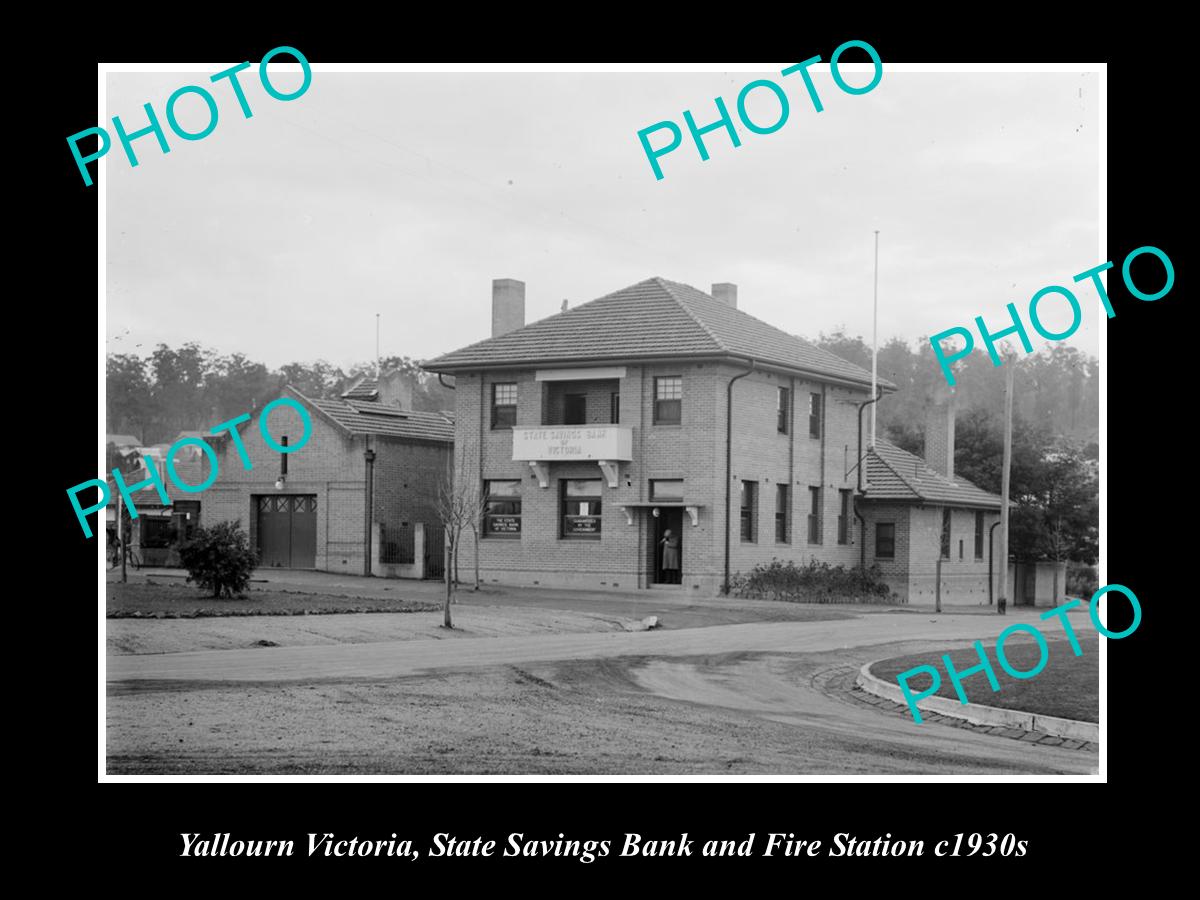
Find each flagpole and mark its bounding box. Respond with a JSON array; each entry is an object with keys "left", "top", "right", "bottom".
[{"left": 871, "top": 230, "right": 879, "bottom": 447}]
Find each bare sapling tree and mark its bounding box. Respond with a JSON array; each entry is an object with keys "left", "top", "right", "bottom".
[{"left": 434, "top": 451, "right": 488, "bottom": 627}]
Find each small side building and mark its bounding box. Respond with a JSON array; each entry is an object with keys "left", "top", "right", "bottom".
[
  {"left": 106, "top": 433, "right": 204, "bottom": 567},
  {"left": 858, "top": 396, "right": 1003, "bottom": 605}
]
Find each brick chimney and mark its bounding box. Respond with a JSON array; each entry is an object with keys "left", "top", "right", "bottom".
[
  {"left": 711, "top": 282, "right": 738, "bottom": 309},
  {"left": 923, "top": 385, "right": 956, "bottom": 478},
  {"left": 492, "top": 278, "right": 525, "bottom": 337},
  {"left": 377, "top": 369, "right": 414, "bottom": 410}
]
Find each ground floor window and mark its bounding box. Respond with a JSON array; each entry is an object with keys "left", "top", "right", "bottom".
[
  {"left": 740, "top": 481, "right": 758, "bottom": 542},
  {"left": 775, "top": 484, "right": 790, "bottom": 543},
  {"left": 876, "top": 522, "right": 896, "bottom": 559},
  {"left": 561, "top": 479, "right": 602, "bottom": 538},
  {"left": 975, "top": 510, "right": 985, "bottom": 559},
  {"left": 807, "top": 486, "right": 822, "bottom": 544},
  {"left": 483, "top": 480, "right": 522, "bottom": 537},
  {"left": 838, "top": 489, "right": 851, "bottom": 545}
]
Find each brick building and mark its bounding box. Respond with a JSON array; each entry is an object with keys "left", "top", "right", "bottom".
[
  {"left": 201, "top": 382, "right": 453, "bottom": 576},
  {"left": 423, "top": 277, "right": 1005, "bottom": 601}
]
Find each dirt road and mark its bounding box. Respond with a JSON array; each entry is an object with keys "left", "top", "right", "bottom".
[{"left": 107, "top": 645, "right": 1096, "bottom": 775}]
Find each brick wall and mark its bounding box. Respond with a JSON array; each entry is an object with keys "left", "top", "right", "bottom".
[
  {"left": 859, "top": 503, "right": 999, "bottom": 604},
  {"left": 726, "top": 371, "right": 869, "bottom": 582},
  {"left": 904, "top": 505, "right": 999, "bottom": 605},
  {"left": 372, "top": 438, "right": 452, "bottom": 560},
  {"left": 859, "top": 502, "right": 912, "bottom": 599}
]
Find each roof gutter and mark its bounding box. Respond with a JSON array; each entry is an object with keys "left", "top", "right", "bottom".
[
  {"left": 423, "top": 355, "right": 893, "bottom": 393},
  {"left": 724, "top": 358, "right": 756, "bottom": 595}
]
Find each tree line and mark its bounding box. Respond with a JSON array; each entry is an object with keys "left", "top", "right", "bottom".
[
  {"left": 106, "top": 344, "right": 456, "bottom": 447},
  {"left": 814, "top": 331, "right": 1099, "bottom": 566}
]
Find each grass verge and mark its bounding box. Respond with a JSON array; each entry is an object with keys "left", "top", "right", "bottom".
[
  {"left": 107, "top": 582, "right": 440, "bottom": 618},
  {"left": 869, "top": 639, "right": 1098, "bottom": 723}
]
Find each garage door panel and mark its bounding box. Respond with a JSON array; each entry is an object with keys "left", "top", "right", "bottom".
[
  {"left": 256, "top": 495, "right": 317, "bottom": 568},
  {"left": 290, "top": 496, "right": 317, "bottom": 569}
]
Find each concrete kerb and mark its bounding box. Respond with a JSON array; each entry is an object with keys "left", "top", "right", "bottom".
[{"left": 855, "top": 662, "right": 1099, "bottom": 743}]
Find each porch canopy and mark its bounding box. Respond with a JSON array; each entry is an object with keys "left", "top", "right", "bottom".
[{"left": 614, "top": 501, "right": 704, "bottom": 527}]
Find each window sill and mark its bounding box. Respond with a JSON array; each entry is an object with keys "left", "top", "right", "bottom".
[
  {"left": 482, "top": 535, "right": 522, "bottom": 540},
  {"left": 651, "top": 423, "right": 683, "bottom": 429},
  {"left": 559, "top": 536, "right": 602, "bottom": 542}
]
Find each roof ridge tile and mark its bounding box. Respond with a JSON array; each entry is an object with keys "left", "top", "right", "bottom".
[{"left": 654, "top": 277, "right": 728, "bottom": 352}]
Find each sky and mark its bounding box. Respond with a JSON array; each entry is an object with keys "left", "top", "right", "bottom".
[{"left": 104, "top": 66, "right": 1101, "bottom": 371}]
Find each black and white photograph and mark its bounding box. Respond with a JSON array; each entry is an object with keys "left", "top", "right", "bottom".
[{"left": 93, "top": 59, "right": 1113, "bottom": 778}]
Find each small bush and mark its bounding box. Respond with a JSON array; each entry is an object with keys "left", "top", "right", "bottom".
[
  {"left": 178, "top": 520, "right": 259, "bottom": 599},
  {"left": 728, "top": 558, "right": 892, "bottom": 603},
  {"left": 1065, "top": 561, "right": 1098, "bottom": 598}
]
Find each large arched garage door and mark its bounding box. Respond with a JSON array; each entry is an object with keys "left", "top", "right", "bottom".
[{"left": 256, "top": 495, "right": 317, "bottom": 568}]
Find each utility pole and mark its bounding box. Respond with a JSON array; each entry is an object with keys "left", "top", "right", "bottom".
[
  {"left": 375, "top": 313, "right": 381, "bottom": 377},
  {"left": 997, "top": 358, "right": 1015, "bottom": 614},
  {"left": 118, "top": 490, "right": 127, "bottom": 584},
  {"left": 364, "top": 443, "right": 376, "bottom": 577},
  {"left": 871, "top": 229, "right": 879, "bottom": 448}
]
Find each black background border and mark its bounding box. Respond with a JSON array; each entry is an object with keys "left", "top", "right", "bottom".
[{"left": 35, "top": 13, "right": 1179, "bottom": 881}]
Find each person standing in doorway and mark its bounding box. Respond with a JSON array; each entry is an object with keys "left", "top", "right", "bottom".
[{"left": 660, "top": 529, "right": 681, "bottom": 584}]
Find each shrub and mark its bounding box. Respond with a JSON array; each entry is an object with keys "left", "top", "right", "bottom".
[
  {"left": 1065, "top": 561, "right": 1098, "bottom": 598},
  {"left": 728, "top": 558, "right": 892, "bottom": 603},
  {"left": 178, "top": 520, "right": 259, "bottom": 599}
]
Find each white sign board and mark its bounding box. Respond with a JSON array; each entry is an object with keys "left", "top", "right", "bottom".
[{"left": 511, "top": 426, "right": 632, "bottom": 461}]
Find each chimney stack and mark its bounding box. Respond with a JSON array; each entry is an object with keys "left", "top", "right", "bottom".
[
  {"left": 711, "top": 283, "right": 738, "bottom": 309},
  {"left": 378, "top": 369, "right": 414, "bottom": 410},
  {"left": 923, "top": 385, "right": 956, "bottom": 479},
  {"left": 492, "top": 278, "right": 525, "bottom": 337}
]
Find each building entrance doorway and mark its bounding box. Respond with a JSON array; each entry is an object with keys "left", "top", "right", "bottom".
[{"left": 651, "top": 508, "right": 683, "bottom": 585}]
